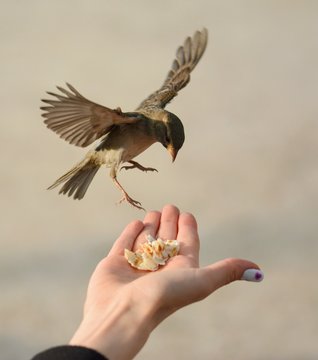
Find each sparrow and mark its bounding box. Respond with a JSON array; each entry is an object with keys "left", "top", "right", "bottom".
[{"left": 41, "top": 28, "right": 208, "bottom": 210}]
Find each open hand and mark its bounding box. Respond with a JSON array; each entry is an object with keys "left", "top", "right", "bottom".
[{"left": 70, "top": 205, "right": 263, "bottom": 360}]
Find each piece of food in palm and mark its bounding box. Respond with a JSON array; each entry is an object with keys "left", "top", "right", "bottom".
[{"left": 125, "top": 234, "right": 179, "bottom": 271}]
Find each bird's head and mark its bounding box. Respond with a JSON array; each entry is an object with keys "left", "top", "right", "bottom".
[{"left": 156, "top": 112, "right": 185, "bottom": 162}]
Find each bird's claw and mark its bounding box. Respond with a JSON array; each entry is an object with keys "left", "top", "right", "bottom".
[
  {"left": 118, "top": 194, "right": 145, "bottom": 211},
  {"left": 120, "top": 165, "right": 134, "bottom": 171},
  {"left": 142, "top": 167, "right": 158, "bottom": 173},
  {"left": 120, "top": 163, "right": 158, "bottom": 173}
]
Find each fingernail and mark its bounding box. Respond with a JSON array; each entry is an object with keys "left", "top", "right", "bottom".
[{"left": 241, "top": 269, "right": 264, "bottom": 282}]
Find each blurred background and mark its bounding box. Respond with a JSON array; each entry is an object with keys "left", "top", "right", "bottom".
[{"left": 1, "top": 1, "right": 318, "bottom": 359}]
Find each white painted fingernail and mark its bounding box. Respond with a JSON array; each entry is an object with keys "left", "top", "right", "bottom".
[{"left": 241, "top": 269, "right": 264, "bottom": 282}]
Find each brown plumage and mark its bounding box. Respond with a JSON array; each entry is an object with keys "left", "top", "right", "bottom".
[{"left": 41, "top": 28, "right": 208, "bottom": 210}]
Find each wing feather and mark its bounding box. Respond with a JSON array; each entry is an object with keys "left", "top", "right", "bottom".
[
  {"left": 137, "top": 28, "right": 208, "bottom": 111},
  {"left": 41, "top": 83, "right": 139, "bottom": 147}
]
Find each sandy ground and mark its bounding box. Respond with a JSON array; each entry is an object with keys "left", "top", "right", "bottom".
[{"left": 1, "top": 1, "right": 318, "bottom": 359}]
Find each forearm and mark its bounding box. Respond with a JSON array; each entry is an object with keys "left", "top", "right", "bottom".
[{"left": 69, "top": 294, "right": 155, "bottom": 360}]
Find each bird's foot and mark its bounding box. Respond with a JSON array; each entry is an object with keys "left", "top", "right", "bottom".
[
  {"left": 120, "top": 160, "right": 158, "bottom": 173},
  {"left": 113, "top": 175, "right": 145, "bottom": 211},
  {"left": 118, "top": 193, "right": 145, "bottom": 211}
]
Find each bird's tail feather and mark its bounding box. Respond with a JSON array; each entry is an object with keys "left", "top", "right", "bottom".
[{"left": 48, "top": 156, "right": 100, "bottom": 200}]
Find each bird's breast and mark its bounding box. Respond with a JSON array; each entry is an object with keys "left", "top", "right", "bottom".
[{"left": 96, "top": 122, "right": 157, "bottom": 165}]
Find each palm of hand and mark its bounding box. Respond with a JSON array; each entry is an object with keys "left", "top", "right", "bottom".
[
  {"left": 85, "top": 206, "right": 201, "bottom": 318},
  {"left": 70, "top": 205, "right": 261, "bottom": 360},
  {"left": 83, "top": 204, "right": 259, "bottom": 326}
]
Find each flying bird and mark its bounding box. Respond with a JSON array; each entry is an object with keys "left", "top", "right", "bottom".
[{"left": 41, "top": 28, "right": 208, "bottom": 210}]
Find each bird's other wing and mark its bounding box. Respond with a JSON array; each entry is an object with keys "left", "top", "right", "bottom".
[
  {"left": 41, "top": 83, "right": 139, "bottom": 147},
  {"left": 136, "top": 28, "right": 208, "bottom": 111}
]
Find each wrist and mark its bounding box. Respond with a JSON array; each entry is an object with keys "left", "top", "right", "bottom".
[{"left": 70, "top": 292, "right": 155, "bottom": 360}]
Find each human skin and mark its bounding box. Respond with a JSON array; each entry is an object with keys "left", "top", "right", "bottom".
[{"left": 70, "top": 204, "right": 263, "bottom": 360}]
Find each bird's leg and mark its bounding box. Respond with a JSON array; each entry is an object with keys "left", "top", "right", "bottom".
[
  {"left": 112, "top": 176, "right": 145, "bottom": 211},
  {"left": 120, "top": 160, "right": 158, "bottom": 173}
]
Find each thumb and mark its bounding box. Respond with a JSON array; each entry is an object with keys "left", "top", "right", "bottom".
[{"left": 197, "top": 258, "right": 264, "bottom": 298}]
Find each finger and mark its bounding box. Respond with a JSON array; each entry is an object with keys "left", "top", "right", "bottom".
[
  {"left": 108, "top": 220, "right": 144, "bottom": 256},
  {"left": 159, "top": 259, "right": 263, "bottom": 311},
  {"left": 176, "top": 212, "right": 199, "bottom": 265},
  {"left": 133, "top": 210, "right": 161, "bottom": 250},
  {"left": 157, "top": 204, "right": 180, "bottom": 240},
  {"left": 197, "top": 258, "right": 264, "bottom": 298}
]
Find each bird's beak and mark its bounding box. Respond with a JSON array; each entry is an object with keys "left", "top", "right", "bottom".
[{"left": 167, "top": 145, "right": 178, "bottom": 162}]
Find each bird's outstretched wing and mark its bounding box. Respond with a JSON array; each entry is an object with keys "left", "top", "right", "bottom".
[
  {"left": 137, "top": 28, "right": 208, "bottom": 111},
  {"left": 41, "top": 83, "right": 139, "bottom": 147}
]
